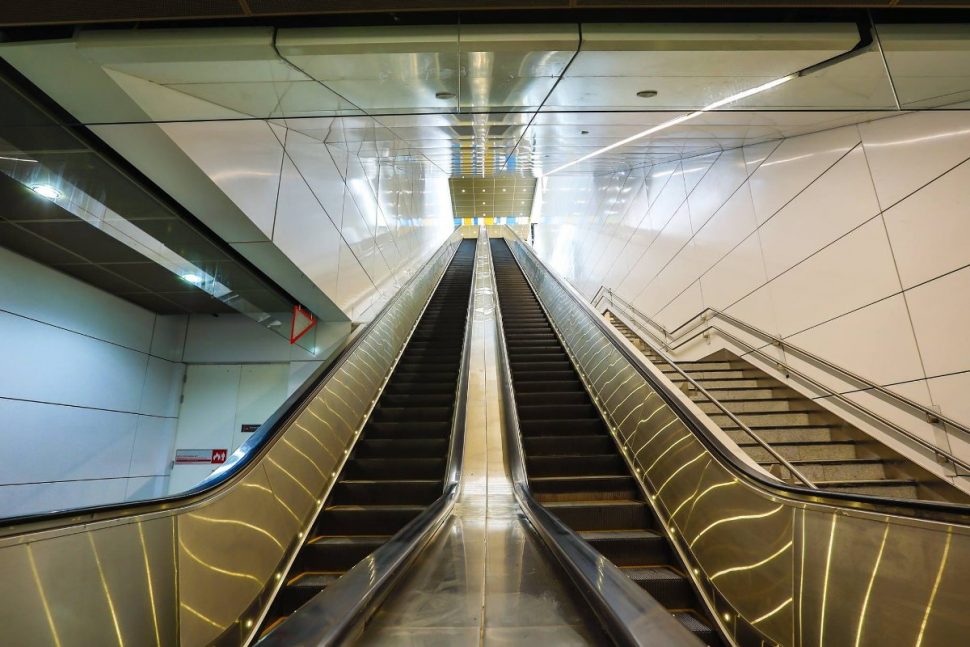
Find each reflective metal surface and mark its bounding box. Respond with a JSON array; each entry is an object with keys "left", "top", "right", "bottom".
[
  {"left": 501, "top": 226, "right": 970, "bottom": 647},
  {"left": 0, "top": 231, "right": 463, "bottom": 647},
  {"left": 354, "top": 230, "right": 609, "bottom": 646}
]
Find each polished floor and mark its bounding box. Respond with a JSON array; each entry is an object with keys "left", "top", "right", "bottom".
[{"left": 356, "top": 236, "right": 606, "bottom": 646}]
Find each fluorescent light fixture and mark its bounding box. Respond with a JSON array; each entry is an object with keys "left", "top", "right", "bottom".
[
  {"left": 543, "top": 74, "right": 796, "bottom": 177},
  {"left": 1, "top": 155, "right": 38, "bottom": 163},
  {"left": 30, "top": 184, "right": 62, "bottom": 200},
  {"left": 181, "top": 273, "right": 204, "bottom": 285}
]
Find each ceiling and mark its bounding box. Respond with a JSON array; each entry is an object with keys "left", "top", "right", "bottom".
[
  {"left": 0, "top": 2, "right": 967, "bottom": 28},
  {"left": 0, "top": 72, "right": 298, "bottom": 319},
  {"left": 449, "top": 175, "right": 537, "bottom": 221}
]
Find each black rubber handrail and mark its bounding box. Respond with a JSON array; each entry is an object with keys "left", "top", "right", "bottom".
[
  {"left": 0, "top": 230, "right": 463, "bottom": 533},
  {"left": 488, "top": 238, "right": 703, "bottom": 647},
  {"left": 254, "top": 234, "right": 478, "bottom": 646},
  {"left": 507, "top": 230, "right": 970, "bottom": 523}
]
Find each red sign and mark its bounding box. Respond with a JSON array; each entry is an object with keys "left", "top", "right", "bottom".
[
  {"left": 290, "top": 305, "right": 317, "bottom": 345},
  {"left": 175, "top": 449, "right": 228, "bottom": 465}
]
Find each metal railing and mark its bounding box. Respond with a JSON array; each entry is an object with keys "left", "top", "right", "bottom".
[
  {"left": 592, "top": 286, "right": 970, "bottom": 478},
  {"left": 502, "top": 226, "right": 970, "bottom": 647}
]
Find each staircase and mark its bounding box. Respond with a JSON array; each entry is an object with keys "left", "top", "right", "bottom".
[{"left": 605, "top": 312, "right": 964, "bottom": 502}]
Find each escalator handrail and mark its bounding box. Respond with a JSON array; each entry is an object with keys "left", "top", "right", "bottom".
[
  {"left": 255, "top": 235, "right": 478, "bottom": 646},
  {"left": 0, "top": 229, "right": 463, "bottom": 532},
  {"left": 487, "top": 238, "right": 704, "bottom": 647},
  {"left": 503, "top": 227, "right": 970, "bottom": 522}
]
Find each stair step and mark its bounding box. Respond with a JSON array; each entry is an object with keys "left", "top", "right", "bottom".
[
  {"left": 316, "top": 505, "right": 426, "bottom": 535},
  {"left": 531, "top": 475, "right": 639, "bottom": 501},
  {"left": 297, "top": 536, "right": 390, "bottom": 571},
  {"left": 738, "top": 440, "right": 858, "bottom": 462},
  {"left": 527, "top": 454, "right": 626, "bottom": 477},
  {"left": 579, "top": 529, "right": 671, "bottom": 566},
  {"left": 330, "top": 479, "right": 442, "bottom": 506},
  {"left": 623, "top": 566, "right": 695, "bottom": 609}
]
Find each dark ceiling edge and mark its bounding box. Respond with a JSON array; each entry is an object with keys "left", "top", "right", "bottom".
[
  {"left": 0, "top": 56, "right": 308, "bottom": 314},
  {"left": 1, "top": 5, "right": 968, "bottom": 35}
]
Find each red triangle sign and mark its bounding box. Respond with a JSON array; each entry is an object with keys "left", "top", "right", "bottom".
[{"left": 290, "top": 305, "right": 317, "bottom": 344}]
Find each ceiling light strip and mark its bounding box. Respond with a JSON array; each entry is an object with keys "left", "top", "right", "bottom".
[{"left": 543, "top": 74, "right": 796, "bottom": 177}]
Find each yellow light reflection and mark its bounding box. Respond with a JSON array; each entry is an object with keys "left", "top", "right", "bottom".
[
  {"left": 179, "top": 539, "right": 262, "bottom": 586},
  {"left": 137, "top": 524, "right": 162, "bottom": 647},
  {"left": 88, "top": 534, "right": 125, "bottom": 646},
  {"left": 751, "top": 597, "right": 793, "bottom": 625},
  {"left": 854, "top": 523, "right": 890, "bottom": 647},
  {"left": 186, "top": 513, "right": 283, "bottom": 548},
  {"left": 689, "top": 505, "right": 784, "bottom": 548},
  {"left": 655, "top": 452, "right": 707, "bottom": 496},
  {"left": 26, "top": 545, "right": 62, "bottom": 647},
  {"left": 180, "top": 602, "right": 223, "bottom": 629},
  {"left": 818, "top": 515, "right": 839, "bottom": 647},
  {"left": 709, "top": 540, "right": 793, "bottom": 580},
  {"left": 915, "top": 529, "right": 952, "bottom": 647},
  {"left": 644, "top": 434, "right": 690, "bottom": 474}
]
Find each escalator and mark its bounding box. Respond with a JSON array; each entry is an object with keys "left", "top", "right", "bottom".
[
  {"left": 258, "top": 238, "right": 477, "bottom": 637},
  {"left": 490, "top": 238, "right": 724, "bottom": 646}
]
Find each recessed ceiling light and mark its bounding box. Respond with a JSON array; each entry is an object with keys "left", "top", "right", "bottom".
[
  {"left": 30, "top": 184, "right": 61, "bottom": 200},
  {"left": 435, "top": 91, "right": 456, "bottom": 100},
  {"left": 636, "top": 90, "right": 658, "bottom": 98},
  {"left": 181, "top": 273, "right": 204, "bottom": 285}
]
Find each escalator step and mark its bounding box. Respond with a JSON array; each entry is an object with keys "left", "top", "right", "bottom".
[
  {"left": 623, "top": 567, "right": 693, "bottom": 609},
  {"left": 578, "top": 530, "right": 671, "bottom": 566},
  {"left": 527, "top": 454, "right": 627, "bottom": 477},
  {"left": 316, "top": 505, "right": 427, "bottom": 535},
  {"left": 330, "top": 479, "right": 443, "bottom": 506},
  {"left": 516, "top": 403, "right": 598, "bottom": 420},
  {"left": 371, "top": 406, "right": 453, "bottom": 422},
  {"left": 297, "top": 536, "right": 390, "bottom": 571},
  {"left": 354, "top": 438, "right": 448, "bottom": 458},
  {"left": 544, "top": 500, "right": 654, "bottom": 531},
  {"left": 524, "top": 434, "right": 616, "bottom": 455},
  {"left": 530, "top": 475, "right": 639, "bottom": 501},
  {"left": 365, "top": 421, "right": 452, "bottom": 438},
  {"left": 519, "top": 419, "right": 606, "bottom": 436},
  {"left": 344, "top": 457, "right": 445, "bottom": 479}
]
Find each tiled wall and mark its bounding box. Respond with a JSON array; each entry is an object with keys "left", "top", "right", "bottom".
[
  {"left": 0, "top": 246, "right": 184, "bottom": 516},
  {"left": 159, "top": 118, "right": 456, "bottom": 322},
  {"left": 535, "top": 110, "right": 970, "bottom": 428}
]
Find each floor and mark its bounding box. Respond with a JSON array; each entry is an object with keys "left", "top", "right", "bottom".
[{"left": 355, "top": 236, "right": 605, "bottom": 646}]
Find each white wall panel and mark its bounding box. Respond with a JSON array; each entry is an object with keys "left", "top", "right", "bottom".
[
  {"left": 686, "top": 148, "right": 748, "bottom": 231},
  {"left": 272, "top": 156, "right": 342, "bottom": 297},
  {"left": 0, "top": 246, "right": 154, "bottom": 352},
  {"left": 161, "top": 120, "right": 284, "bottom": 238},
  {"left": 881, "top": 159, "right": 970, "bottom": 289},
  {"left": 757, "top": 146, "right": 880, "bottom": 279},
  {"left": 748, "top": 125, "right": 860, "bottom": 222},
  {"left": 905, "top": 266, "right": 970, "bottom": 378},
  {"left": 860, "top": 110, "right": 970, "bottom": 208},
  {"left": 767, "top": 219, "right": 900, "bottom": 336},
  {"left": 0, "top": 399, "right": 138, "bottom": 484}
]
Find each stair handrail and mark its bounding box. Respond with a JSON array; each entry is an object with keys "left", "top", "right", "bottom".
[
  {"left": 604, "top": 311, "right": 817, "bottom": 488},
  {"left": 593, "top": 286, "right": 970, "bottom": 476}
]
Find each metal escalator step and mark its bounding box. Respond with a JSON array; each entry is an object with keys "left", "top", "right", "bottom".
[
  {"left": 527, "top": 454, "right": 626, "bottom": 477},
  {"left": 365, "top": 421, "right": 451, "bottom": 438},
  {"left": 673, "top": 611, "right": 719, "bottom": 645},
  {"left": 371, "top": 406, "right": 453, "bottom": 422},
  {"left": 530, "top": 475, "right": 638, "bottom": 501},
  {"left": 516, "top": 391, "right": 589, "bottom": 406},
  {"left": 512, "top": 379, "right": 584, "bottom": 393},
  {"left": 378, "top": 393, "right": 456, "bottom": 408},
  {"left": 383, "top": 382, "right": 456, "bottom": 395},
  {"left": 623, "top": 566, "right": 693, "bottom": 609},
  {"left": 298, "top": 536, "right": 390, "bottom": 571},
  {"left": 330, "top": 479, "right": 443, "bottom": 506},
  {"left": 354, "top": 438, "right": 448, "bottom": 458},
  {"left": 316, "top": 505, "right": 426, "bottom": 535},
  {"left": 523, "top": 434, "right": 615, "bottom": 455},
  {"left": 578, "top": 529, "right": 671, "bottom": 566},
  {"left": 519, "top": 418, "right": 606, "bottom": 436},
  {"left": 516, "top": 403, "right": 598, "bottom": 420},
  {"left": 544, "top": 499, "right": 654, "bottom": 531},
  {"left": 344, "top": 457, "right": 444, "bottom": 480}
]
